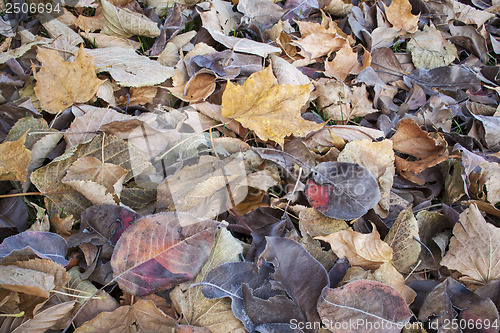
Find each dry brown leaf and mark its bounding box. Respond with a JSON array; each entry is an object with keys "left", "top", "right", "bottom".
[
  {"left": 469, "top": 161, "right": 500, "bottom": 206},
  {"left": 337, "top": 139, "right": 395, "bottom": 218},
  {"left": 407, "top": 24, "right": 458, "bottom": 69},
  {"left": 80, "top": 32, "right": 140, "bottom": 49},
  {"left": 50, "top": 214, "right": 74, "bottom": 236},
  {"left": 292, "top": 18, "right": 347, "bottom": 59},
  {"left": 62, "top": 156, "right": 128, "bottom": 205},
  {"left": 340, "top": 263, "right": 416, "bottom": 305},
  {"left": 298, "top": 207, "right": 350, "bottom": 238},
  {"left": 384, "top": 0, "right": 420, "bottom": 34},
  {"left": 312, "top": 78, "right": 378, "bottom": 122},
  {"left": 33, "top": 45, "right": 104, "bottom": 114},
  {"left": 392, "top": 119, "right": 451, "bottom": 183},
  {"left": 441, "top": 204, "right": 500, "bottom": 285},
  {"left": 320, "top": 0, "right": 353, "bottom": 16},
  {"left": 267, "top": 20, "right": 297, "bottom": 57},
  {"left": 384, "top": 207, "right": 421, "bottom": 273},
  {"left": 129, "top": 86, "right": 157, "bottom": 105},
  {"left": 168, "top": 73, "right": 216, "bottom": 102},
  {"left": 316, "top": 225, "right": 393, "bottom": 270},
  {"left": 221, "top": 66, "right": 323, "bottom": 147},
  {"left": 0, "top": 133, "right": 30, "bottom": 182},
  {"left": 324, "top": 44, "right": 371, "bottom": 81},
  {"left": 12, "top": 301, "right": 76, "bottom": 333},
  {"left": 0, "top": 265, "right": 55, "bottom": 298},
  {"left": 10, "top": 258, "right": 70, "bottom": 289}
]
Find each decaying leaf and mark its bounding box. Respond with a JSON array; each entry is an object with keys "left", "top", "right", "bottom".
[
  {"left": 221, "top": 66, "right": 323, "bottom": 147},
  {"left": 441, "top": 204, "right": 500, "bottom": 285},
  {"left": 325, "top": 44, "right": 371, "bottom": 81},
  {"left": 0, "top": 133, "right": 30, "bottom": 182},
  {"left": 407, "top": 25, "right": 458, "bottom": 69},
  {"left": 318, "top": 280, "right": 412, "bottom": 332},
  {"left": 316, "top": 225, "right": 393, "bottom": 270},
  {"left": 33, "top": 45, "right": 104, "bottom": 114},
  {"left": 384, "top": 207, "right": 421, "bottom": 273},
  {"left": 111, "top": 212, "right": 219, "bottom": 296}
]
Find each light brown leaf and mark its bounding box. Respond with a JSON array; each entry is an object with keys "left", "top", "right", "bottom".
[
  {"left": 407, "top": 24, "right": 457, "bottom": 69},
  {"left": 62, "top": 156, "right": 127, "bottom": 205},
  {"left": 50, "top": 214, "right": 74, "bottom": 236},
  {"left": 298, "top": 207, "right": 350, "bottom": 238},
  {"left": 11, "top": 301, "right": 76, "bottom": 333},
  {"left": 324, "top": 44, "right": 371, "bottom": 81},
  {"left": 469, "top": 161, "right": 500, "bottom": 206},
  {"left": 0, "top": 133, "right": 30, "bottom": 182},
  {"left": 312, "top": 78, "right": 378, "bottom": 122},
  {"left": 292, "top": 19, "right": 347, "bottom": 59},
  {"left": 33, "top": 45, "right": 104, "bottom": 114},
  {"left": 221, "top": 66, "right": 323, "bottom": 147},
  {"left": 101, "top": 0, "right": 161, "bottom": 38},
  {"left": 384, "top": 207, "right": 421, "bottom": 273},
  {"left": 384, "top": 0, "right": 420, "bottom": 34},
  {"left": 441, "top": 204, "right": 500, "bottom": 284},
  {"left": 316, "top": 225, "right": 393, "bottom": 270},
  {"left": 30, "top": 134, "right": 155, "bottom": 222},
  {"left": 0, "top": 265, "right": 55, "bottom": 298},
  {"left": 9, "top": 258, "right": 70, "bottom": 290},
  {"left": 337, "top": 139, "right": 395, "bottom": 218},
  {"left": 168, "top": 73, "right": 216, "bottom": 102}
]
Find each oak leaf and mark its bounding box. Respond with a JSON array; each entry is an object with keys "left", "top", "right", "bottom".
[
  {"left": 33, "top": 45, "right": 104, "bottom": 114},
  {"left": 384, "top": 0, "right": 420, "bottom": 34},
  {"left": 441, "top": 204, "right": 500, "bottom": 284},
  {"left": 221, "top": 66, "right": 323, "bottom": 147}
]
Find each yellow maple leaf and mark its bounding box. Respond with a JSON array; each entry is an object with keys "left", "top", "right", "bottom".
[
  {"left": 33, "top": 45, "right": 104, "bottom": 114},
  {"left": 221, "top": 66, "right": 324, "bottom": 147},
  {"left": 384, "top": 0, "right": 420, "bottom": 34}
]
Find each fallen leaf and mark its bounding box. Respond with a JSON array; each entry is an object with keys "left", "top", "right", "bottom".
[
  {"left": 441, "top": 204, "right": 500, "bottom": 285},
  {"left": 418, "top": 277, "right": 499, "bottom": 332},
  {"left": 469, "top": 161, "right": 500, "bottom": 206},
  {"left": 111, "top": 212, "right": 219, "bottom": 296},
  {"left": 168, "top": 73, "right": 216, "bottom": 102},
  {"left": 316, "top": 226, "right": 393, "bottom": 270},
  {"left": 407, "top": 24, "right": 458, "bottom": 69},
  {"left": 0, "top": 231, "right": 69, "bottom": 266},
  {"left": 337, "top": 139, "right": 395, "bottom": 218},
  {"left": 222, "top": 66, "right": 323, "bottom": 147},
  {"left": 237, "top": 0, "right": 285, "bottom": 27},
  {"left": 384, "top": 206, "right": 421, "bottom": 273},
  {"left": 33, "top": 45, "right": 104, "bottom": 113},
  {"left": 11, "top": 301, "right": 76, "bottom": 333},
  {"left": 292, "top": 18, "right": 347, "bottom": 59},
  {"left": 305, "top": 161, "right": 381, "bottom": 220},
  {"left": 206, "top": 28, "right": 281, "bottom": 58},
  {"left": 298, "top": 207, "right": 350, "bottom": 238},
  {"left": 74, "top": 299, "right": 175, "bottom": 332},
  {"left": 62, "top": 156, "right": 128, "bottom": 205},
  {"left": 384, "top": 0, "right": 420, "bottom": 34},
  {"left": 324, "top": 44, "right": 371, "bottom": 81},
  {"left": 101, "top": 0, "right": 161, "bottom": 38},
  {"left": 171, "top": 228, "right": 246, "bottom": 333},
  {"left": 260, "top": 237, "right": 329, "bottom": 324},
  {"left": 318, "top": 280, "right": 412, "bottom": 332},
  {"left": 87, "top": 47, "right": 175, "bottom": 87},
  {"left": 0, "top": 265, "right": 55, "bottom": 298},
  {"left": 312, "top": 78, "right": 378, "bottom": 122},
  {"left": 0, "top": 133, "right": 30, "bottom": 182}
]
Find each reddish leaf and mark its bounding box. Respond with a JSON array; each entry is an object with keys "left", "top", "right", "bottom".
[
  {"left": 111, "top": 212, "right": 219, "bottom": 296},
  {"left": 305, "top": 162, "right": 381, "bottom": 220},
  {"left": 0, "top": 231, "right": 68, "bottom": 266},
  {"left": 318, "top": 280, "right": 411, "bottom": 333}
]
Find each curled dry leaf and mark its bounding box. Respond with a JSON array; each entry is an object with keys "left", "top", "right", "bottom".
[
  {"left": 168, "top": 73, "right": 216, "bottom": 102},
  {"left": 101, "top": 0, "right": 161, "bottom": 38},
  {"left": 0, "top": 133, "right": 30, "bottom": 182},
  {"left": 441, "top": 204, "right": 500, "bottom": 285},
  {"left": 316, "top": 225, "right": 393, "bottom": 270},
  {"left": 337, "top": 139, "right": 395, "bottom": 218},
  {"left": 33, "top": 45, "right": 104, "bottom": 114},
  {"left": 111, "top": 212, "right": 219, "bottom": 296},
  {"left": 384, "top": 0, "right": 420, "bottom": 34},
  {"left": 221, "top": 66, "right": 323, "bottom": 147},
  {"left": 318, "top": 280, "right": 412, "bottom": 333}
]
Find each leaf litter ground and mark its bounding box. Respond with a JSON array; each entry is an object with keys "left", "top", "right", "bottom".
[{"left": 0, "top": 0, "right": 500, "bottom": 332}]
